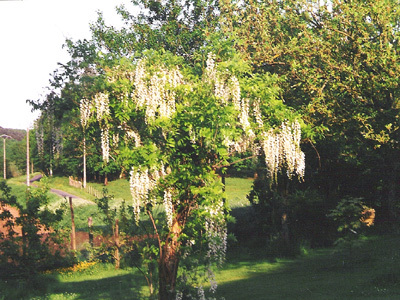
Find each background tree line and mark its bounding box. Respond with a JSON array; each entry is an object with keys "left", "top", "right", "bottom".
[{"left": 0, "top": 127, "right": 34, "bottom": 179}]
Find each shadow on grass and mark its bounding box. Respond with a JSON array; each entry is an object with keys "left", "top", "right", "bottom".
[
  {"left": 1, "top": 271, "right": 148, "bottom": 300},
  {"left": 50, "top": 273, "right": 146, "bottom": 300},
  {"left": 216, "top": 236, "right": 400, "bottom": 300}
]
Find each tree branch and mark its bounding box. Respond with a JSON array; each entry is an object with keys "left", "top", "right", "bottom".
[
  {"left": 307, "top": 138, "right": 321, "bottom": 169},
  {"left": 147, "top": 210, "right": 162, "bottom": 258},
  {"left": 213, "top": 153, "right": 258, "bottom": 170}
]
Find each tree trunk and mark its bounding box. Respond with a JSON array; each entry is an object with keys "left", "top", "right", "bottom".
[
  {"left": 281, "top": 180, "right": 290, "bottom": 246},
  {"left": 281, "top": 212, "right": 289, "bottom": 245},
  {"left": 158, "top": 247, "right": 180, "bottom": 300},
  {"left": 83, "top": 135, "right": 87, "bottom": 188},
  {"left": 158, "top": 220, "right": 181, "bottom": 300}
]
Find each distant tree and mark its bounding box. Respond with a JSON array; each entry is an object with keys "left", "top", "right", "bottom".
[
  {"left": 91, "top": 0, "right": 220, "bottom": 63},
  {"left": 222, "top": 0, "right": 400, "bottom": 222}
]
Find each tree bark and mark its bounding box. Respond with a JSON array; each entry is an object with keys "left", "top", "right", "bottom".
[
  {"left": 158, "top": 220, "right": 182, "bottom": 300},
  {"left": 83, "top": 135, "right": 87, "bottom": 188}
]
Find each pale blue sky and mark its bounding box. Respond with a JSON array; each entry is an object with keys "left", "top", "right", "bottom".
[{"left": 0, "top": 0, "right": 134, "bottom": 129}]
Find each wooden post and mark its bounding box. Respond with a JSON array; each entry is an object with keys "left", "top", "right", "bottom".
[
  {"left": 88, "top": 216, "right": 93, "bottom": 247},
  {"left": 114, "top": 219, "right": 120, "bottom": 269},
  {"left": 69, "top": 197, "right": 76, "bottom": 251}
]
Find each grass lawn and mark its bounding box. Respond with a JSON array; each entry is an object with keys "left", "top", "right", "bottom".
[
  {"left": 1, "top": 235, "right": 399, "bottom": 299},
  {"left": 224, "top": 177, "right": 254, "bottom": 208},
  {"left": 3, "top": 176, "right": 400, "bottom": 299},
  {"left": 215, "top": 235, "right": 400, "bottom": 299}
]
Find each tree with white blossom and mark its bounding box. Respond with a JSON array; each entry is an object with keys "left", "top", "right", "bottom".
[
  {"left": 86, "top": 51, "right": 305, "bottom": 299},
  {"left": 80, "top": 98, "right": 92, "bottom": 188}
]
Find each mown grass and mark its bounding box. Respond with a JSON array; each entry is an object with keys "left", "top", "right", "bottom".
[
  {"left": 0, "top": 263, "right": 150, "bottom": 300},
  {"left": 215, "top": 235, "right": 400, "bottom": 300},
  {"left": 4, "top": 175, "right": 400, "bottom": 299},
  {"left": 1, "top": 235, "right": 399, "bottom": 299},
  {"left": 224, "top": 177, "right": 253, "bottom": 208},
  {"left": 5, "top": 175, "right": 254, "bottom": 231}
]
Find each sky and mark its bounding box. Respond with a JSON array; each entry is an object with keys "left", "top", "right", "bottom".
[{"left": 0, "top": 0, "right": 135, "bottom": 130}]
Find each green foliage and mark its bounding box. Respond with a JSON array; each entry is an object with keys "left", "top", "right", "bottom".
[
  {"left": 328, "top": 197, "right": 374, "bottom": 241},
  {"left": 0, "top": 131, "right": 31, "bottom": 179},
  {"left": 328, "top": 196, "right": 375, "bottom": 266},
  {"left": 95, "top": 190, "right": 158, "bottom": 297},
  {"left": 0, "top": 179, "right": 72, "bottom": 277},
  {"left": 223, "top": 0, "right": 400, "bottom": 226}
]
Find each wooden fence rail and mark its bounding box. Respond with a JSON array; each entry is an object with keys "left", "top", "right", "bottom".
[{"left": 69, "top": 176, "right": 102, "bottom": 198}]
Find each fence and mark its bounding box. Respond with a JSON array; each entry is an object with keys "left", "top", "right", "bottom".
[{"left": 69, "top": 176, "right": 102, "bottom": 198}]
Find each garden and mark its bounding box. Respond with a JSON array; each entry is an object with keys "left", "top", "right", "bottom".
[{"left": 2, "top": 0, "right": 400, "bottom": 299}]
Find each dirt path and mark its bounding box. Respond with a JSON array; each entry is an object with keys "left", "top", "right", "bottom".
[{"left": 31, "top": 174, "right": 94, "bottom": 203}]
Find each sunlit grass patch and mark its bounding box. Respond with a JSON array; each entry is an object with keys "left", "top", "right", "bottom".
[
  {"left": 43, "top": 261, "right": 98, "bottom": 276},
  {"left": 224, "top": 177, "right": 253, "bottom": 208}
]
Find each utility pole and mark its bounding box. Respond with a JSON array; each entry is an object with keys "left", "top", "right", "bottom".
[
  {"left": 26, "top": 128, "right": 30, "bottom": 186},
  {"left": 1, "top": 134, "right": 12, "bottom": 180}
]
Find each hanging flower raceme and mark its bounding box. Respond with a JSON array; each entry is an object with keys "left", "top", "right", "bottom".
[
  {"left": 204, "top": 54, "right": 252, "bottom": 136},
  {"left": 94, "top": 92, "right": 110, "bottom": 121},
  {"left": 125, "top": 129, "right": 141, "bottom": 148},
  {"left": 100, "top": 126, "right": 110, "bottom": 163},
  {"left": 129, "top": 164, "right": 166, "bottom": 224},
  {"left": 132, "top": 59, "right": 184, "bottom": 123},
  {"left": 80, "top": 98, "right": 92, "bottom": 128},
  {"left": 163, "top": 188, "right": 174, "bottom": 228},
  {"left": 204, "top": 52, "right": 217, "bottom": 83},
  {"left": 205, "top": 217, "right": 227, "bottom": 267},
  {"left": 262, "top": 120, "right": 305, "bottom": 183}
]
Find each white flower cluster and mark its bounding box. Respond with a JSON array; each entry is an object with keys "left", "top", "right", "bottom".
[
  {"left": 101, "top": 127, "right": 110, "bottom": 163},
  {"left": 204, "top": 54, "right": 251, "bottom": 134},
  {"left": 163, "top": 188, "right": 174, "bottom": 228},
  {"left": 134, "top": 59, "right": 147, "bottom": 107},
  {"left": 205, "top": 201, "right": 228, "bottom": 267},
  {"left": 253, "top": 99, "right": 264, "bottom": 128},
  {"left": 206, "top": 220, "right": 227, "bottom": 266},
  {"left": 125, "top": 129, "right": 141, "bottom": 148},
  {"left": 262, "top": 120, "right": 305, "bottom": 182},
  {"left": 197, "top": 286, "right": 206, "bottom": 300},
  {"left": 80, "top": 98, "right": 92, "bottom": 128},
  {"left": 207, "top": 267, "right": 218, "bottom": 293},
  {"left": 112, "top": 133, "right": 119, "bottom": 148},
  {"left": 223, "top": 134, "right": 255, "bottom": 155},
  {"left": 204, "top": 52, "right": 217, "bottom": 83},
  {"left": 129, "top": 165, "right": 166, "bottom": 224},
  {"left": 94, "top": 92, "right": 110, "bottom": 121},
  {"left": 133, "top": 59, "right": 184, "bottom": 123}
]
